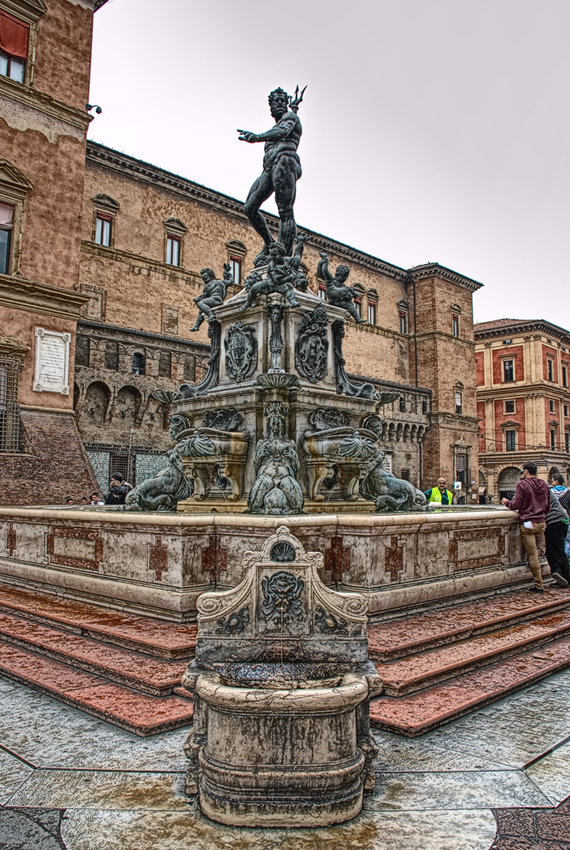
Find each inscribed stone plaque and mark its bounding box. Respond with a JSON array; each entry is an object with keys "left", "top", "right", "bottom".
[
  {"left": 34, "top": 328, "right": 70, "bottom": 394},
  {"left": 457, "top": 536, "right": 498, "bottom": 562},
  {"left": 52, "top": 536, "right": 95, "bottom": 561}
]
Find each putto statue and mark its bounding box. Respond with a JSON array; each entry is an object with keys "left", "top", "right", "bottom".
[
  {"left": 317, "top": 253, "right": 365, "bottom": 324},
  {"left": 238, "top": 86, "right": 306, "bottom": 265},
  {"left": 241, "top": 237, "right": 307, "bottom": 311},
  {"left": 190, "top": 264, "right": 232, "bottom": 332}
]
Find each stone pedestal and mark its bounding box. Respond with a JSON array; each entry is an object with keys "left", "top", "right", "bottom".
[
  {"left": 182, "top": 526, "right": 380, "bottom": 827},
  {"left": 189, "top": 671, "right": 369, "bottom": 827}
]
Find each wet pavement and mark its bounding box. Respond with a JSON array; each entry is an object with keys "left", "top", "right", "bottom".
[{"left": 0, "top": 669, "right": 569, "bottom": 849}]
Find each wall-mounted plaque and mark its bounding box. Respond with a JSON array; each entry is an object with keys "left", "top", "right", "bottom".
[{"left": 33, "top": 328, "right": 70, "bottom": 395}]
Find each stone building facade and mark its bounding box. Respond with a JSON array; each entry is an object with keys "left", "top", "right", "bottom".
[
  {"left": 0, "top": 0, "right": 107, "bottom": 505},
  {"left": 475, "top": 318, "right": 570, "bottom": 501}
]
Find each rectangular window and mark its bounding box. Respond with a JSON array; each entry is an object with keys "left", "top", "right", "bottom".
[
  {"left": 0, "top": 12, "right": 29, "bottom": 84},
  {"left": 566, "top": 431, "right": 570, "bottom": 453},
  {"left": 505, "top": 430, "right": 516, "bottom": 452},
  {"left": 550, "top": 429, "right": 557, "bottom": 451},
  {"left": 158, "top": 351, "right": 171, "bottom": 378},
  {"left": 95, "top": 214, "right": 112, "bottom": 247},
  {"left": 105, "top": 341, "right": 119, "bottom": 371},
  {"left": 455, "top": 452, "right": 468, "bottom": 484},
  {"left": 318, "top": 283, "right": 327, "bottom": 301},
  {"left": 74, "top": 336, "right": 90, "bottom": 368},
  {"left": 455, "top": 392, "right": 463, "bottom": 415},
  {"left": 452, "top": 314, "right": 459, "bottom": 337},
  {"left": 368, "top": 301, "right": 376, "bottom": 325},
  {"left": 547, "top": 359, "right": 554, "bottom": 381},
  {"left": 504, "top": 400, "right": 515, "bottom": 414},
  {"left": 399, "top": 397, "right": 405, "bottom": 412},
  {"left": 550, "top": 399, "right": 555, "bottom": 414},
  {"left": 229, "top": 257, "right": 241, "bottom": 286},
  {"left": 399, "top": 312, "right": 407, "bottom": 334},
  {"left": 166, "top": 236, "right": 180, "bottom": 267},
  {"left": 0, "top": 202, "right": 14, "bottom": 275},
  {"left": 565, "top": 404, "right": 569, "bottom": 418},
  {"left": 503, "top": 360, "right": 514, "bottom": 382},
  {"left": 563, "top": 364, "right": 568, "bottom": 388},
  {"left": 354, "top": 296, "right": 362, "bottom": 317}
]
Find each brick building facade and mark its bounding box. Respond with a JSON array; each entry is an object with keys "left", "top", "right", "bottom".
[
  {"left": 0, "top": 0, "right": 482, "bottom": 504},
  {"left": 475, "top": 318, "right": 570, "bottom": 502},
  {"left": 0, "top": 0, "right": 106, "bottom": 504}
]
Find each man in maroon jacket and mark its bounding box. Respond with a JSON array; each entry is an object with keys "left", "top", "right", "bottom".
[{"left": 502, "top": 461, "right": 551, "bottom": 592}]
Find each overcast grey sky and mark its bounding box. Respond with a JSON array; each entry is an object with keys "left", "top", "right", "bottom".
[{"left": 88, "top": 0, "right": 570, "bottom": 329}]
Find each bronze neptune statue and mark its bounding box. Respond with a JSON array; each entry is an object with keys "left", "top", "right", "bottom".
[{"left": 238, "top": 86, "right": 306, "bottom": 265}]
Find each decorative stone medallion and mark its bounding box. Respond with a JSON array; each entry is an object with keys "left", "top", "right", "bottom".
[
  {"left": 203, "top": 408, "right": 244, "bottom": 432},
  {"left": 295, "top": 306, "right": 329, "bottom": 383},
  {"left": 224, "top": 321, "right": 257, "bottom": 382}
]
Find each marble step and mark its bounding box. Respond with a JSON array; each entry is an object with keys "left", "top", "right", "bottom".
[
  {"left": 0, "top": 641, "right": 193, "bottom": 736},
  {"left": 368, "top": 587, "right": 570, "bottom": 662},
  {"left": 0, "top": 609, "right": 187, "bottom": 696},
  {"left": 0, "top": 583, "right": 197, "bottom": 660},
  {"left": 377, "top": 609, "right": 570, "bottom": 696},
  {"left": 370, "top": 634, "right": 570, "bottom": 736}
]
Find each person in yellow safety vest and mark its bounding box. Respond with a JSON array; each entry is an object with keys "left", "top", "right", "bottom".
[{"left": 424, "top": 477, "right": 454, "bottom": 505}]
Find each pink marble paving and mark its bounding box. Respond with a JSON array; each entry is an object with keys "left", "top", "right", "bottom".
[
  {"left": 0, "top": 583, "right": 197, "bottom": 659},
  {"left": 368, "top": 588, "right": 570, "bottom": 661},
  {"left": 377, "top": 610, "right": 570, "bottom": 695},
  {"left": 370, "top": 634, "right": 570, "bottom": 736},
  {"left": 0, "top": 611, "right": 187, "bottom": 694},
  {"left": 0, "top": 643, "right": 193, "bottom": 735}
]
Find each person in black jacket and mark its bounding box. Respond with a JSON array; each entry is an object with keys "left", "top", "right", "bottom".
[{"left": 105, "top": 473, "right": 132, "bottom": 505}]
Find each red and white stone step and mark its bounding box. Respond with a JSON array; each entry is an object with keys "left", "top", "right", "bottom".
[{"left": 0, "top": 582, "right": 569, "bottom": 738}]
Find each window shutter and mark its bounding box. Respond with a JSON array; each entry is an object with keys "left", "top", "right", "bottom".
[{"left": 0, "top": 12, "right": 29, "bottom": 59}]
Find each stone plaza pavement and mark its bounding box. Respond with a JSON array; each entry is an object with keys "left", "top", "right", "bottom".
[{"left": 0, "top": 670, "right": 569, "bottom": 850}]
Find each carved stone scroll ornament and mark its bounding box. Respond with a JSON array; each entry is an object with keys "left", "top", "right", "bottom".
[
  {"left": 224, "top": 322, "right": 258, "bottom": 382},
  {"left": 331, "top": 320, "right": 376, "bottom": 399},
  {"left": 203, "top": 408, "right": 244, "bottom": 432},
  {"left": 309, "top": 408, "right": 350, "bottom": 431},
  {"left": 295, "top": 306, "right": 329, "bottom": 383},
  {"left": 248, "top": 402, "right": 304, "bottom": 515},
  {"left": 178, "top": 321, "right": 222, "bottom": 398}
]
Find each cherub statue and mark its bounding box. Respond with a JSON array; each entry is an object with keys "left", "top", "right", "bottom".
[
  {"left": 190, "top": 264, "right": 232, "bottom": 331},
  {"left": 241, "top": 237, "right": 306, "bottom": 311},
  {"left": 317, "top": 253, "right": 365, "bottom": 323}
]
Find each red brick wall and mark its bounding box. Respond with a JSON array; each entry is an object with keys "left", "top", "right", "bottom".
[
  {"left": 477, "top": 400, "right": 486, "bottom": 449},
  {"left": 492, "top": 346, "right": 524, "bottom": 384},
  {"left": 34, "top": 0, "right": 94, "bottom": 109},
  {"left": 475, "top": 352, "right": 484, "bottom": 386},
  {"left": 0, "top": 411, "right": 98, "bottom": 506},
  {"left": 494, "top": 397, "right": 526, "bottom": 452}
]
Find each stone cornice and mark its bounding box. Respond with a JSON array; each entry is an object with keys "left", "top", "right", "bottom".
[
  {"left": 0, "top": 273, "right": 89, "bottom": 319},
  {"left": 474, "top": 319, "right": 570, "bottom": 344},
  {"left": 429, "top": 410, "right": 479, "bottom": 427},
  {"left": 408, "top": 263, "right": 483, "bottom": 293},
  {"left": 85, "top": 142, "right": 411, "bottom": 286},
  {"left": 414, "top": 330, "right": 475, "bottom": 350},
  {"left": 0, "top": 0, "right": 46, "bottom": 23},
  {"left": 0, "top": 74, "right": 91, "bottom": 132},
  {"left": 77, "top": 319, "right": 211, "bottom": 352}
]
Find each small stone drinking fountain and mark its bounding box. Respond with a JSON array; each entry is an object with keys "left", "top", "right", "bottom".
[{"left": 181, "top": 526, "right": 381, "bottom": 827}]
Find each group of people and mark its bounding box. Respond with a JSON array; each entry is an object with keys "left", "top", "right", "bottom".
[
  {"left": 64, "top": 473, "right": 133, "bottom": 507},
  {"left": 502, "top": 463, "right": 570, "bottom": 592}
]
